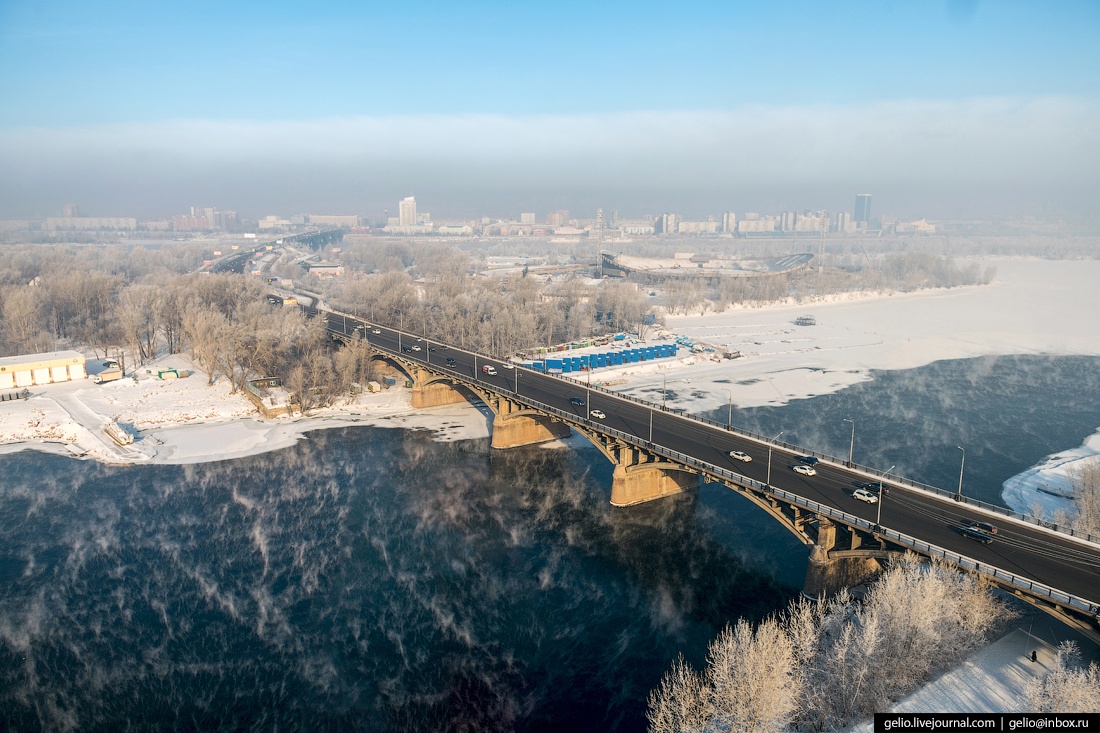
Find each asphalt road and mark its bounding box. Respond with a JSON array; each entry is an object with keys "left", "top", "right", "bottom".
[{"left": 321, "top": 311, "right": 1100, "bottom": 608}]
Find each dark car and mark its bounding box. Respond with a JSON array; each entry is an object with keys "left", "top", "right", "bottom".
[
  {"left": 963, "top": 520, "right": 998, "bottom": 535},
  {"left": 961, "top": 526, "right": 994, "bottom": 544},
  {"left": 445, "top": 358, "right": 457, "bottom": 367},
  {"left": 569, "top": 397, "right": 585, "bottom": 406},
  {"left": 796, "top": 456, "right": 819, "bottom": 466},
  {"left": 402, "top": 346, "right": 413, "bottom": 353},
  {"left": 855, "top": 481, "right": 890, "bottom": 494}
]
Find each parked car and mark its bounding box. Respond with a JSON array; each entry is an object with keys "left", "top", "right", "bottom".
[
  {"left": 589, "top": 410, "right": 606, "bottom": 419},
  {"left": 796, "top": 455, "right": 819, "bottom": 466},
  {"left": 963, "top": 520, "right": 998, "bottom": 535},
  {"left": 729, "top": 450, "right": 752, "bottom": 462},
  {"left": 569, "top": 397, "right": 585, "bottom": 406},
  {"left": 853, "top": 488, "right": 879, "bottom": 504},
  {"left": 792, "top": 465, "right": 816, "bottom": 476},
  {"left": 961, "top": 526, "right": 994, "bottom": 544}
]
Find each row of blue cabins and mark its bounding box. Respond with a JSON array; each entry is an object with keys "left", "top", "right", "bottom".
[{"left": 526, "top": 343, "right": 679, "bottom": 373}]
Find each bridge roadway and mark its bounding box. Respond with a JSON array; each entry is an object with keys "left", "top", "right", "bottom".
[{"left": 320, "top": 311, "right": 1100, "bottom": 618}]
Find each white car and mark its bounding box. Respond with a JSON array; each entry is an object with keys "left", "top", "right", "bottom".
[
  {"left": 411, "top": 345, "right": 422, "bottom": 351},
  {"left": 589, "top": 409, "right": 606, "bottom": 419},
  {"left": 372, "top": 329, "right": 381, "bottom": 335},
  {"left": 792, "top": 465, "right": 816, "bottom": 476},
  {"left": 729, "top": 450, "right": 752, "bottom": 462},
  {"left": 501, "top": 363, "right": 515, "bottom": 369},
  {"left": 853, "top": 488, "right": 879, "bottom": 504}
]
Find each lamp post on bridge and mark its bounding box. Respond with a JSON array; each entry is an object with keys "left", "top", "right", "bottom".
[
  {"left": 956, "top": 446, "right": 965, "bottom": 501},
  {"left": 766, "top": 430, "right": 785, "bottom": 487},
  {"left": 876, "top": 465, "right": 895, "bottom": 529},
  {"left": 724, "top": 389, "right": 734, "bottom": 430},
  {"left": 843, "top": 418, "right": 855, "bottom": 467},
  {"left": 662, "top": 373, "right": 667, "bottom": 410}
]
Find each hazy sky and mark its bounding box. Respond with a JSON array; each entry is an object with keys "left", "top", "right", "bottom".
[{"left": 1, "top": 0, "right": 1098, "bottom": 222}]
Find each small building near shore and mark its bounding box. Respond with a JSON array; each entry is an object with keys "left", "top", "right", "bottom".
[{"left": 0, "top": 350, "right": 86, "bottom": 389}]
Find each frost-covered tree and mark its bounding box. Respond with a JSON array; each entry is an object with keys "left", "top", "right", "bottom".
[
  {"left": 1022, "top": 641, "right": 1100, "bottom": 713},
  {"left": 1068, "top": 459, "right": 1100, "bottom": 537}
]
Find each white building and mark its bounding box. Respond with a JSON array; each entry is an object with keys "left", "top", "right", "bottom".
[
  {"left": 678, "top": 221, "right": 719, "bottom": 234},
  {"left": 0, "top": 350, "right": 86, "bottom": 390},
  {"left": 399, "top": 196, "right": 418, "bottom": 226}
]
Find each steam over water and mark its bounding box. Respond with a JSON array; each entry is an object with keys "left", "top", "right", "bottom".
[
  {"left": 0, "top": 429, "right": 795, "bottom": 732},
  {"left": 2, "top": 355, "right": 1098, "bottom": 731}
]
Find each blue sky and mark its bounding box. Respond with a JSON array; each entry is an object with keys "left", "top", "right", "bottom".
[{"left": 0, "top": 0, "right": 1098, "bottom": 220}]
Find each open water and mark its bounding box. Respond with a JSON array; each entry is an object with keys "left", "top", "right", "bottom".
[{"left": 1, "top": 354, "right": 1098, "bottom": 732}]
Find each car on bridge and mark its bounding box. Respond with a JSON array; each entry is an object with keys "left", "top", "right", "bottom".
[
  {"left": 792, "top": 465, "right": 816, "bottom": 476},
  {"left": 372, "top": 329, "right": 381, "bottom": 335},
  {"left": 501, "top": 363, "right": 515, "bottom": 369},
  {"left": 446, "top": 358, "right": 457, "bottom": 367},
  {"left": 961, "top": 526, "right": 995, "bottom": 544},
  {"left": 402, "top": 346, "right": 413, "bottom": 353},
  {"left": 853, "top": 488, "right": 879, "bottom": 504},
  {"left": 411, "top": 345, "right": 422, "bottom": 351},
  {"left": 729, "top": 450, "right": 752, "bottom": 462},
  {"left": 589, "top": 410, "right": 606, "bottom": 420},
  {"left": 855, "top": 481, "right": 890, "bottom": 495},
  {"left": 569, "top": 397, "right": 585, "bottom": 407},
  {"left": 796, "top": 455, "right": 819, "bottom": 466},
  {"left": 963, "top": 520, "right": 998, "bottom": 535},
  {"left": 481, "top": 365, "right": 497, "bottom": 376}
]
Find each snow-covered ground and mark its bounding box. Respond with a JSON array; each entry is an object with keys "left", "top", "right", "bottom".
[
  {"left": 1002, "top": 428, "right": 1100, "bottom": 518},
  {"left": 0, "top": 353, "right": 490, "bottom": 466}
]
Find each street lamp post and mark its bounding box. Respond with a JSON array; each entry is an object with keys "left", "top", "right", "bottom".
[
  {"left": 876, "top": 465, "right": 896, "bottom": 528},
  {"left": 662, "top": 373, "right": 668, "bottom": 410},
  {"left": 956, "top": 446, "right": 966, "bottom": 501},
  {"left": 766, "top": 430, "right": 785, "bottom": 486},
  {"left": 843, "top": 418, "right": 855, "bottom": 467},
  {"left": 724, "top": 389, "right": 734, "bottom": 429}
]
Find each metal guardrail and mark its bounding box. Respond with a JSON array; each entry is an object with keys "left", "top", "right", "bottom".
[
  {"left": 552, "top": 372, "right": 1100, "bottom": 546},
  {"left": 323, "top": 309, "right": 1100, "bottom": 613}
]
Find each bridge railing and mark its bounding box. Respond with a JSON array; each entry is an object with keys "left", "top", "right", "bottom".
[
  {"left": 490, "top": 384, "right": 1100, "bottom": 617},
  {"left": 552, "top": 372, "right": 1099, "bottom": 546},
  {"left": 321, "top": 309, "right": 1099, "bottom": 549}
]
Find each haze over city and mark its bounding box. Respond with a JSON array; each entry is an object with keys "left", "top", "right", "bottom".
[{"left": 1, "top": 1, "right": 1098, "bottom": 223}]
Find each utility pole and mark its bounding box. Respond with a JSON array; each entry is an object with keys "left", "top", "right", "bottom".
[
  {"left": 767, "top": 431, "right": 785, "bottom": 486},
  {"left": 844, "top": 418, "right": 855, "bottom": 467}
]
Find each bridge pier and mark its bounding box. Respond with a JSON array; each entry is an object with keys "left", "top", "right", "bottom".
[
  {"left": 802, "top": 519, "right": 882, "bottom": 599},
  {"left": 491, "top": 412, "right": 571, "bottom": 449},
  {"left": 610, "top": 452, "right": 698, "bottom": 506},
  {"left": 411, "top": 381, "right": 468, "bottom": 408}
]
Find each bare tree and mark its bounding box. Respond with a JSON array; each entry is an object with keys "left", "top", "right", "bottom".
[{"left": 1068, "top": 459, "right": 1100, "bottom": 537}]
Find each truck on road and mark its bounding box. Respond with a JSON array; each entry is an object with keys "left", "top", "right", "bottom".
[{"left": 481, "top": 365, "right": 497, "bottom": 376}]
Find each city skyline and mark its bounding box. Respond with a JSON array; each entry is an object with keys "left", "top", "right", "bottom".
[{"left": 1, "top": 1, "right": 1098, "bottom": 223}]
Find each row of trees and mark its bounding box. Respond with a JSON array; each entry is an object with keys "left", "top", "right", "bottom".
[
  {"left": 657, "top": 253, "right": 997, "bottom": 315},
  {"left": 647, "top": 555, "right": 1005, "bottom": 733}
]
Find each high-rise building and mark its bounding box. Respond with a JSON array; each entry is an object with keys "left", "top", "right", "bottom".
[
  {"left": 836, "top": 211, "right": 852, "bottom": 233},
  {"left": 547, "top": 210, "right": 569, "bottom": 227},
  {"left": 399, "top": 196, "right": 417, "bottom": 226},
  {"left": 655, "top": 213, "right": 679, "bottom": 235},
  {"left": 854, "top": 194, "right": 872, "bottom": 223},
  {"left": 722, "top": 211, "right": 737, "bottom": 233},
  {"left": 520, "top": 212, "right": 536, "bottom": 224}
]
